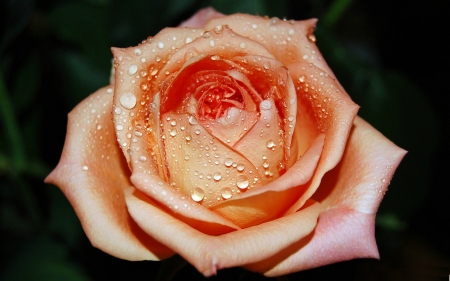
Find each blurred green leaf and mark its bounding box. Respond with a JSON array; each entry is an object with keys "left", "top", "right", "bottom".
[
  {"left": 163, "top": 0, "right": 198, "bottom": 19},
  {"left": 11, "top": 52, "right": 40, "bottom": 114},
  {"left": 55, "top": 49, "right": 109, "bottom": 105},
  {"left": 0, "top": 0, "right": 34, "bottom": 53},
  {"left": 48, "top": 1, "right": 111, "bottom": 66},
  {"left": 0, "top": 73, "right": 26, "bottom": 171},
  {"left": 47, "top": 186, "right": 83, "bottom": 247},
  {"left": 1, "top": 236, "right": 91, "bottom": 281}
]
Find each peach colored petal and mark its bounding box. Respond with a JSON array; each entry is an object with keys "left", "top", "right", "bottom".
[
  {"left": 211, "top": 134, "right": 324, "bottom": 228},
  {"left": 179, "top": 7, "right": 225, "bottom": 28},
  {"left": 125, "top": 186, "right": 320, "bottom": 277},
  {"left": 283, "top": 62, "right": 359, "bottom": 215},
  {"left": 111, "top": 27, "right": 206, "bottom": 164},
  {"left": 159, "top": 112, "right": 262, "bottom": 208},
  {"left": 45, "top": 86, "right": 173, "bottom": 260},
  {"left": 128, "top": 117, "right": 242, "bottom": 233},
  {"left": 204, "top": 15, "right": 338, "bottom": 80},
  {"left": 246, "top": 116, "right": 407, "bottom": 276}
]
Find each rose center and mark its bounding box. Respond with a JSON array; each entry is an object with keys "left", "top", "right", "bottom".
[{"left": 196, "top": 83, "right": 244, "bottom": 120}]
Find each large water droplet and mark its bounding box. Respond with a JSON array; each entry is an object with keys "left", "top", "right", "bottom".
[
  {"left": 260, "top": 100, "right": 272, "bottom": 110},
  {"left": 157, "top": 41, "right": 165, "bottom": 49},
  {"left": 188, "top": 116, "right": 198, "bottom": 125},
  {"left": 266, "top": 139, "right": 275, "bottom": 149},
  {"left": 120, "top": 92, "right": 137, "bottom": 109},
  {"left": 236, "top": 175, "right": 249, "bottom": 189},
  {"left": 191, "top": 187, "right": 205, "bottom": 202},
  {"left": 213, "top": 172, "right": 222, "bottom": 181},
  {"left": 169, "top": 129, "right": 177, "bottom": 137},
  {"left": 236, "top": 163, "right": 244, "bottom": 172},
  {"left": 128, "top": 64, "right": 138, "bottom": 75},
  {"left": 224, "top": 158, "right": 233, "bottom": 167},
  {"left": 221, "top": 187, "right": 232, "bottom": 199}
]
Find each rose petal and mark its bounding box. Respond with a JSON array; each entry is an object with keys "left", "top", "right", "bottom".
[
  {"left": 204, "top": 15, "right": 337, "bottom": 79},
  {"left": 246, "top": 116, "right": 407, "bottom": 276},
  {"left": 179, "top": 7, "right": 225, "bottom": 28},
  {"left": 45, "top": 86, "right": 172, "bottom": 260},
  {"left": 125, "top": 187, "right": 320, "bottom": 277},
  {"left": 160, "top": 112, "right": 263, "bottom": 208},
  {"left": 111, "top": 27, "right": 206, "bottom": 164},
  {"left": 284, "top": 61, "right": 359, "bottom": 214},
  {"left": 211, "top": 134, "right": 324, "bottom": 227}
]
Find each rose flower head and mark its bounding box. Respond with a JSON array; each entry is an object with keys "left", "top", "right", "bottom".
[{"left": 45, "top": 8, "right": 406, "bottom": 277}]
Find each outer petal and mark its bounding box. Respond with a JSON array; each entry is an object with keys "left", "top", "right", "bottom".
[
  {"left": 179, "top": 7, "right": 225, "bottom": 28},
  {"left": 246, "top": 116, "right": 407, "bottom": 276},
  {"left": 45, "top": 86, "right": 173, "bottom": 260},
  {"left": 204, "top": 14, "right": 337, "bottom": 80},
  {"left": 125, "top": 187, "right": 320, "bottom": 277}
]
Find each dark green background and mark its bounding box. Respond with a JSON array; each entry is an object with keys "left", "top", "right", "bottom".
[{"left": 1, "top": 0, "right": 449, "bottom": 280}]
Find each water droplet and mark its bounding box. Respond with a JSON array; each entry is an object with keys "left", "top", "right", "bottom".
[
  {"left": 307, "top": 33, "right": 316, "bottom": 42},
  {"left": 188, "top": 116, "right": 198, "bottom": 125},
  {"left": 209, "top": 39, "right": 215, "bottom": 47},
  {"left": 236, "top": 163, "right": 244, "bottom": 172},
  {"left": 251, "top": 23, "right": 258, "bottom": 29},
  {"left": 96, "top": 125, "right": 102, "bottom": 130},
  {"left": 260, "top": 100, "right": 272, "bottom": 110},
  {"left": 185, "top": 135, "right": 191, "bottom": 141},
  {"left": 288, "top": 28, "right": 295, "bottom": 35},
  {"left": 211, "top": 55, "right": 220, "bottom": 60},
  {"left": 82, "top": 165, "right": 88, "bottom": 171},
  {"left": 191, "top": 187, "right": 205, "bottom": 202},
  {"left": 288, "top": 115, "right": 295, "bottom": 122},
  {"left": 239, "top": 42, "right": 246, "bottom": 49},
  {"left": 213, "top": 172, "right": 222, "bottom": 181},
  {"left": 236, "top": 175, "right": 249, "bottom": 189},
  {"left": 128, "top": 64, "right": 138, "bottom": 75},
  {"left": 157, "top": 41, "right": 164, "bottom": 49},
  {"left": 139, "top": 156, "right": 147, "bottom": 162},
  {"left": 263, "top": 161, "right": 269, "bottom": 168},
  {"left": 184, "top": 155, "right": 190, "bottom": 160},
  {"left": 134, "top": 131, "right": 142, "bottom": 137},
  {"left": 133, "top": 48, "right": 142, "bottom": 56},
  {"left": 266, "top": 139, "right": 275, "bottom": 149},
  {"left": 120, "top": 92, "right": 137, "bottom": 109},
  {"left": 263, "top": 61, "right": 271, "bottom": 70},
  {"left": 202, "top": 31, "right": 211, "bottom": 38},
  {"left": 116, "top": 124, "right": 124, "bottom": 131},
  {"left": 214, "top": 25, "right": 223, "bottom": 34},
  {"left": 114, "top": 107, "right": 122, "bottom": 114},
  {"left": 299, "top": 75, "right": 305, "bottom": 83},
  {"left": 224, "top": 158, "right": 233, "bottom": 167},
  {"left": 169, "top": 129, "right": 177, "bottom": 137},
  {"left": 221, "top": 187, "right": 232, "bottom": 199},
  {"left": 195, "top": 129, "right": 200, "bottom": 135},
  {"left": 170, "top": 120, "right": 177, "bottom": 126},
  {"left": 185, "top": 37, "right": 192, "bottom": 43}
]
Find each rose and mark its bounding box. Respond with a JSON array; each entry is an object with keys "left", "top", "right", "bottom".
[{"left": 45, "top": 8, "right": 406, "bottom": 277}]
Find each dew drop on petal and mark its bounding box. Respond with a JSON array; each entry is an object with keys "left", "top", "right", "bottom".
[
  {"left": 236, "top": 163, "right": 244, "bottom": 172},
  {"left": 236, "top": 175, "right": 249, "bottom": 189},
  {"left": 213, "top": 172, "right": 222, "bottom": 181},
  {"left": 191, "top": 187, "right": 205, "bottom": 202},
  {"left": 263, "top": 61, "right": 271, "bottom": 70},
  {"left": 224, "top": 158, "right": 233, "bottom": 167},
  {"left": 260, "top": 100, "right": 272, "bottom": 110},
  {"left": 82, "top": 165, "right": 88, "bottom": 171},
  {"left": 221, "top": 187, "right": 232, "bottom": 199},
  {"left": 116, "top": 125, "right": 124, "bottom": 131},
  {"left": 120, "top": 92, "right": 137, "bottom": 109},
  {"left": 128, "top": 64, "right": 138, "bottom": 75},
  {"left": 114, "top": 107, "right": 122, "bottom": 114},
  {"left": 188, "top": 116, "right": 198, "bottom": 125},
  {"left": 157, "top": 41, "right": 164, "bottom": 49},
  {"left": 139, "top": 156, "right": 147, "bottom": 162},
  {"left": 266, "top": 139, "right": 275, "bottom": 149}
]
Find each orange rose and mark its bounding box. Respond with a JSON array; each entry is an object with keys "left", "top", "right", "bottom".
[{"left": 45, "top": 8, "right": 406, "bottom": 277}]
